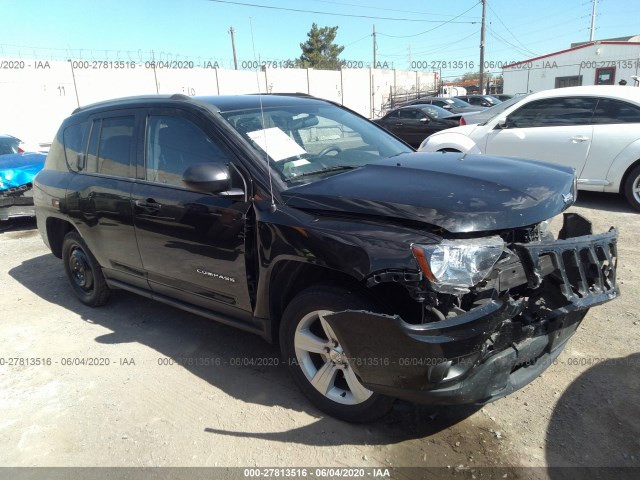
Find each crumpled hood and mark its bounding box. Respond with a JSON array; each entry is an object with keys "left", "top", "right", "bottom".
[
  {"left": 281, "top": 152, "right": 576, "bottom": 233},
  {"left": 0, "top": 152, "right": 47, "bottom": 191}
]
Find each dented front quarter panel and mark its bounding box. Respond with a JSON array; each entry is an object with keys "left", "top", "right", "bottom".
[{"left": 252, "top": 201, "right": 437, "bottom": 319}]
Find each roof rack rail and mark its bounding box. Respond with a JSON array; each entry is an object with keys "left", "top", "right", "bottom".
[
  {"left": 248, "top": 92, "right": 316, "bottom": 98},
  {"left": 71, "top": 94, "right": 193, "bottom": 115}
]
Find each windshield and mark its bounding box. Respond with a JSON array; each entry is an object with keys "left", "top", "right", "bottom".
[
  {"left": 418, "top": 105, "right": 453, "bottom": 119},
  {"left": 220, "top": 102, "right": 412, "bottom": 184},
  {"left": 0, "top": 136, "right": 21, "bottom": 156},
  {"left": 448, "top": 98, "right": 473, "bottom": 108}
]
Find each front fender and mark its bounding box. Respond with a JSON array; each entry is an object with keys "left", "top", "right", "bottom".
[
  {"left": 604, "top": 138, "right": 640, "bottom": 193},
  {"left": 418, "top": 132, "right": 482, "bottom": 154},
  {"left": 252, "top": 206, "right": 437, "bottom": 321}
]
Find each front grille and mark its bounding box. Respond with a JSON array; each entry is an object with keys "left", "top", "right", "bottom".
[
  {"left": 0, "top": 182, "right": 32, "bottom": 197},
  {"left": 514, "top": 227, "right": 618, "bottom": 306}
]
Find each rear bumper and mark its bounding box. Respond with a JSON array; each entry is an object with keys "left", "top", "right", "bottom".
[{"left": 324, "top": 220, "right": 618, "bottom": 405}]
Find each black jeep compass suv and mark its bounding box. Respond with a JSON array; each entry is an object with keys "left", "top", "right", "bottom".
[{"left": 34, "top": 93, "right": 618, "bottom": 422}]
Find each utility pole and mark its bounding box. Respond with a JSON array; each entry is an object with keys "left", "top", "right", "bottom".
[
  {"left": 589, "top": 0, "right": 597, "bottom": 41},
  {"left": 479, "top": 0, "right": 486, "bottom": 94},
  {"left": 229, "top": 27, "right": 238, "bottom": 70},
  {"left": 373, "top": 24, "right": 377, "bottom": 69}
]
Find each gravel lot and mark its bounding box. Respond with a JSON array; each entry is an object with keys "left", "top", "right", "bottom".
[{"left": 1, "top": 191, "right": 638, "bottom": 479}]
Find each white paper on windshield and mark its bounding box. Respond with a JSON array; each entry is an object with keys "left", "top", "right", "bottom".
[
  {"left": 247, "top": 127, "right": 307, "bottom": 161},
  {"left": 290, "top": 159, "right": 310, "bottom": 166}
]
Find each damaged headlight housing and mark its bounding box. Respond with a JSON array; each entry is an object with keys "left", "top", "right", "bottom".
[{"left": 411, "top": 236, "right": 504, "bottom": 293}]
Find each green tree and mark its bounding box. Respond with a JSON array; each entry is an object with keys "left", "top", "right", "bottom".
[
  {"left": 298, "top": 23, "right": 344, "bottom": 70},
  {"left": 461, "top": 71, "right": 496, "bottom": 82}
]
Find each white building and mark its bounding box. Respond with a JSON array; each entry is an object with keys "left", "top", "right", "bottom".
[{"left": 502, "top": 35, "right": 640, "bottom": 94}]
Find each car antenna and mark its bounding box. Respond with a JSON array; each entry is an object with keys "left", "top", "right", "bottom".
[{"left": 249, "top": 17, "right": 277, "bottom": 213}]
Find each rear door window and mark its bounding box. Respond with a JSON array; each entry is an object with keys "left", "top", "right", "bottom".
[
  {"left": 399, "top": 109, "right": 420, "bottom": 119},
  {"left": 85, "top": 115, "right": 136, "bottom": 177}
]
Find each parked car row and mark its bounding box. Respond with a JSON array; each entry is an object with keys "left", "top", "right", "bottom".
[
  {"left": 455, "top": 94, "right": 502, "bottom": 108},
  {"left": 376, "top": 94, "right": 528, "bottom": 147},
  {"left": 373, "top": 105, "right": 462, "bottom": 148},
  {"left": 376, "top": 94, "right": 509, "bottom": 147},
  {"left": 409, "top": 96, "right": 487, "bottom": 114},
  {"left": 460, "top": 94, "right": 529, "bottom": 125}
]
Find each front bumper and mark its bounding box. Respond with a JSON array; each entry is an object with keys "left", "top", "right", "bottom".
[
  {"left": 0, "top": 185, "right": 35, "bottom": 221},
  {"left": 324, "top": 217, "right": 618, "bottom": 405}
]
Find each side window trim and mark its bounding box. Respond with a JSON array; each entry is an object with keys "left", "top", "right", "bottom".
[{"left": 85, "top": 118, "right": 102, "bottom": 173}]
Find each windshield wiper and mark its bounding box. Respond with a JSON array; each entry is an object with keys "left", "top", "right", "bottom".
[{"left": 287, "top": 165, "right": 359, "bottom": 181}]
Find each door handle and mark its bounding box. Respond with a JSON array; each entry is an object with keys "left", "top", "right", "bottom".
[
  {"left": 134, "top": 199, "right": 162, "bottom": 210},
  {"left": 395, "top": 123, "right": 404, "bottom": 126},
  {"left": 570, "top": 135, "right": 589, "bottom": 142}
]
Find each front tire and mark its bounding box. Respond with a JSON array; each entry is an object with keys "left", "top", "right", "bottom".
[
  {"left": 623, "top": 165, "right": 640, "bottom": 211},
  {"left": 62, "top": 231, "right": 110, "bottom": 307},
  {"left": 280, "top": 286, "right": 394, "bottom": 422}
]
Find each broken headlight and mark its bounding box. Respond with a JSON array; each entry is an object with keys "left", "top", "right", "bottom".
[{"left": 411, "top": 236, "right": 504, "bottom": 293}]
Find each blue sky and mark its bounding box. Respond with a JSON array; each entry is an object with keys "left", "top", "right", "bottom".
[{"left": 1, "top": 0, "right": 637, "bottom": 80}]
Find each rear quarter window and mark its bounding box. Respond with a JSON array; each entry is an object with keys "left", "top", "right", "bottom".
[
  {"left": 85, "top": 115, "right": 136, "bottom": 178},
  {"left": 63, "top": 121, "right": 89, "bottom": 172},
  {"left": 592, "top": 98, "right": 640, "bottom": 124}
]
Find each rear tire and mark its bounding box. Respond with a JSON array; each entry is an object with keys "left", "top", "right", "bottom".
[
  {"left": 62, "top": 231, "right": 110, "bottom": 307},
  {"left": 623, "top": 165, "right": 640, "bottom": 211},
  {"left": 280, "top": 285, "right": 394, "bottom": 422}
]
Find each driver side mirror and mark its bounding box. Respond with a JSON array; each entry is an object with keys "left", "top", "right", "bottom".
[
  {"left": 495, "top": 117, "right": 508, "bottom": 129},
  {"left": 182, "top": 163, "right": 231, "bottom": 194},
  {"left": 419, "top": 117, "right": 430, "bottom": 123}
]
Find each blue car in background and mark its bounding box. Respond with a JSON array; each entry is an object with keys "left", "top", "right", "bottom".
[{"left": 0, "top": 151, "right": 47, "bottom": 222}]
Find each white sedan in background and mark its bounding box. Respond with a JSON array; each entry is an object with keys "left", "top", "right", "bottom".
[{"left": 419, "top": 86, "right": 640, "bottom": 210}]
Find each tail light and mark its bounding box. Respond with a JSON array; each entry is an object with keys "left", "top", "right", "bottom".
[{"left": 459, "top": 117, "right": 466, "bottom": 126}]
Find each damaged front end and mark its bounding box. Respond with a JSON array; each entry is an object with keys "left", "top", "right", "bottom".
[
  {"left": 324, "top": 213, "right": 618, "bottom": 405},
  {"left": 0, "top": 153, "right": 46, "bottom": 221}
]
